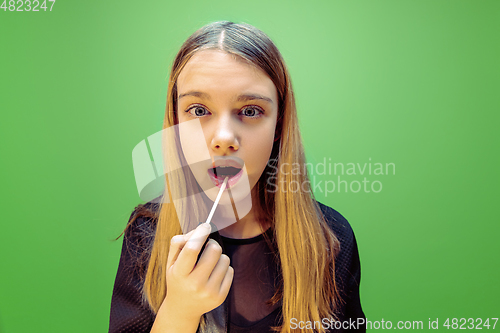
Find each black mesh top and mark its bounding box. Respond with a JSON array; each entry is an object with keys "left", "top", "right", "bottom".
[
  {"left": 108, "top": 201, "right": 366, "bottom": 332},
  {"left": 221, "top": 227, "right": 282, "bottom": 332}
]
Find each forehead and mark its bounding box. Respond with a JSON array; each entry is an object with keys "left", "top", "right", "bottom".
[{"left": 177, "top": 49, "right": 277, "bottom": 102}]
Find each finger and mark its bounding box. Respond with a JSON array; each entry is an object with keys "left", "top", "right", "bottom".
[
  {"left": 206, "top": 253, "right": 231, "bottom": 290},
  {"left": 218, "top": 266, "right": 234, "bottom": 298},
  {"left": 174, "top": 223, "right": 212, "bottom": 276},
  {"left": 166, "top": 228, "right": 200, "bottom": 271},
  {"left": 169, "top": 225, "right": 208, "bottom": 273},
  {"left": 192, "top": 239, "right": 223, "bottom": 280},
  {"left": 167, "top": 234, "right": 187, "bottom": 270},
  {"left": 183, "top": 228, "right": 196, "bottom": 241}
]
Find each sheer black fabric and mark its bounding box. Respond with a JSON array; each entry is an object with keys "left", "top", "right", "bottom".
[
  {"left": 221, "top": 227, "right": 283, "bottom": 332},
  {"left": 108, "top": 201, "right": 366, "bottom": 332}
]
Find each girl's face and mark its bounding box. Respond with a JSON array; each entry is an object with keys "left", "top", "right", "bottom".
[{"left": 176, "top": 49, "right": 278, "bottom": 207}]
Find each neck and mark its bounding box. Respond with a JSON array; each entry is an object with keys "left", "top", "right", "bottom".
[{"left": 209, "top": 189, "right": 270, "bottom": 239}]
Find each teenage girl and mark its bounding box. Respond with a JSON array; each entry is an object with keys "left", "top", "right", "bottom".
[{"left": 109, "top": 21, "right": 365, "bottom": 333}]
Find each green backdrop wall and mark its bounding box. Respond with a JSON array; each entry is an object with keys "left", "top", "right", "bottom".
[{"left": 1, "top": 0, "right": 498, "bottom": 332}]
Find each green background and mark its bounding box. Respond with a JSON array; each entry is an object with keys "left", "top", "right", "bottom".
[{"left": 1, "top": 0, "right": 498, "bottom": 332}]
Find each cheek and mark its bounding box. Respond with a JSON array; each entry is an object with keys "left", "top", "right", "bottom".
[
  {"left": 246, "top": 125, "right": 276, "bottom": 175},
  {"left": 178, "top": 119, "right": 211, "bottom": 168}
]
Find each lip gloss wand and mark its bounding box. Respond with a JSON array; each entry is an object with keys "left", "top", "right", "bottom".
[
  {"left": 196, "top": 176, "right": 228, "bottom": 263},
  {"left": 204, "top": 176, "right": 229, "bottom": 226}
]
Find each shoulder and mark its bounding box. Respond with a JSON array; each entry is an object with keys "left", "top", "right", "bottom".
[
  {"left": 315, "top": 200, "right": 356, "bottom": 248},
  {"left": 315, "top": 200, "right": 362, "bottom": 292},
  {"left": 128, "top": 200, "right": 160, "bottom": 224},
  {"left": 121, "top": 201, "right": 160, "bottom": 276},
  {"left": 125, "top": 201, "right": 160, "bottom": 239},
  {"left": 315, "top": 202, "right": 366, "bottom": 322}
]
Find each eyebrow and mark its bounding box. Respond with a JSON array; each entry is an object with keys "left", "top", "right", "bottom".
[{"left": 178, "top": 91, "right": 274, "bottom": 104}]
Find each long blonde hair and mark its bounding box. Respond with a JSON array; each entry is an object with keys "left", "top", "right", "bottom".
[{"left": 123, "top": 21, "right": 341, "bottom": 333}]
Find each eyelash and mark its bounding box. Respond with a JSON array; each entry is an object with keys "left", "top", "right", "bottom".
[{"left": 185, "top": 104, "right": 264, "bottom": 119}]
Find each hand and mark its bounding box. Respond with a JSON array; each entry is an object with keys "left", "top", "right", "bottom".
[{"left": 164, "top": 223, "right": 234, "bottom": 320}]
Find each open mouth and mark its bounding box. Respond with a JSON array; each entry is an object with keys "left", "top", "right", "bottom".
[{"left": 207, "top": 165, "right": 244, "bottom": 188}]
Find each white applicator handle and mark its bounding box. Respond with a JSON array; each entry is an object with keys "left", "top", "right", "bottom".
[{"left": 204, "top": 177, "right": 229, "bottom": 226}]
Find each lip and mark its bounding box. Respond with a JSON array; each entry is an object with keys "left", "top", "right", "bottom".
[
  {"left": 207, "top": 167, "right": 244, "bottom": 189},
  {"left": 212, "top": 156, "right": 244, "bottom": 169}
]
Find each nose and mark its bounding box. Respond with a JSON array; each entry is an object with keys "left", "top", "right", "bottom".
[{"left": 209, "top": 116, "right": 239, "bottom": 154}]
